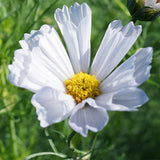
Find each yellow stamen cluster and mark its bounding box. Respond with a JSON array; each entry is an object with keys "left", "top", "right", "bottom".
[{"left": 65, "top": 72, "right": 101, "bottom": 103}]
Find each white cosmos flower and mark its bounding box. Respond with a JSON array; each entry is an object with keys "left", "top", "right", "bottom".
[
  {"left": 144, "top": 0, "right": 160, "bottom": 9},
  {"left": 8, "top": 3, "right": 153, "bottom": 137}
]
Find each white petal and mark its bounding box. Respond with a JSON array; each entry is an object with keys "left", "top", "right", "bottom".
[
  {"left": 100, "top": 47, "right": 153, "bottom": 93},
  {"left": 132, "top": 47, "right": 152, "bottom": 85},
  {"left": 31, "top": 87, "right": 75, "bottom": 127},
  {"left": 69, "top": 98, "right": 108, "bottom": 137},
  {"left": 8, "top": 25, "right": 74, "bottom": 92},
  {"left": 91, "top": 20, "right": 142, "bottom": 81},
  {"left": 145, "top": 0, "right": 155, "bottom": 6},
  {"left": 145, "top": 0, "right": 160, "bottom": 9},
  {"left": 54, "top": 3, "right": 91, "bottom": 73},
  {"left": 96, "top": 88, "right": 148, "bottom": 111},
  {"left": 21, "top": 25, "right": 74, "bottom": 78},
  {"left": 8, "top": 48, "right": 64, "bottom": 92}
]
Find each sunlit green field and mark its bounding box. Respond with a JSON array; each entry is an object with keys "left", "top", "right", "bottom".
[{"left": 0, "top": 0, "right": 160, "bottom": 159}]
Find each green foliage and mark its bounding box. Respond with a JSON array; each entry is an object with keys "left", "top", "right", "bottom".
[{"left": 0, "top": 0, "right": 160, "bottom": 159}]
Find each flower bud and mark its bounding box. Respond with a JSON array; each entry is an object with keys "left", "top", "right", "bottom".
[{"left": 127, "top": 0, "right": 160, "bottom": 21}]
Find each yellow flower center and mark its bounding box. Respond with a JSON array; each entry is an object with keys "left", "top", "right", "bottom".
[{"left": 64, "top": 72, "right": 101, "bottom": 103}]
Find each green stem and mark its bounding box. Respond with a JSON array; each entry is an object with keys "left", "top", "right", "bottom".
[
  {"left": 79, "top": 151, "right": 92, "bottom": 160},
  {"left": 78, "top": 133, "right": 98, "bottom": 160},
  {"left": 45, "top": 129, "right": 58, "bottom": 153},
  {"left": 68, "top": 132, "right": 98, "bottom": 159},
  {"left": 68, "top": 131, "right": 87, "bottom": 155},
  {"left": 10, "top": 116, "right": 18, "bottom": 159},
  {"left": 24, "top": 152, "right": 67, "bottom": 160},
  {"left": 115, "top": 0, "right": 130, "bottom": 16},
  {"left": 89, "top": 133, "right": 98, "bottom": 151},
  {"left": 147, "top": 79, "right": 160, "bottom": 88},
  {"left": 67, "top": 131, "right": 76, "bottom": 150},
  {"left": 0, "top": 103, "right": 14, "bottom": 114}
]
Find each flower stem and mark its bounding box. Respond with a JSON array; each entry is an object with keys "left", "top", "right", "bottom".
[
  {"left": 0, "top": 103, "right": 14, "bottom": 114},
  {"left": 10, "top": 116, "right": 18, "bottom": 159},
  {"left": 24, "top": 152, "right": 67, "bottom": 160},
  {"left": 67, "top": 131, "right": 76, "bottom": 150},
  {"left": 89, "top": 133, "right": 98, "bottom": 151},
  {"left": 147, "top": 79, "right": 160, "bottom": 88},
  {"left": 78, "top": 133, "right": 98, "bottom": 160},
  {"left": 45, "top": 128, "right": 58, "bottom": 153},
  {"left": 68, "top": 131, "right": 87, "bottom": 155},
  {"left": 115, "top": 0, "right": 130, "bottom": 16},
  {"left": 67, "top": 132, "right": 98, "bottom": 159}
]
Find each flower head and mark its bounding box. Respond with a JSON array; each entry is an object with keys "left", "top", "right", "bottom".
[
  {"left": 144, "top": 0, "right": 160, "bottom": 9},
  {"left": 127, "top": 0, "right": 160, "bottom": 21},
  {"left": 8, "top": 3, "right": 153, "bottom": 137}
]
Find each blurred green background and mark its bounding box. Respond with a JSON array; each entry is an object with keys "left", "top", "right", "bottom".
[{"left": 0, "top": 0, "right": 160, "bottom": 159}]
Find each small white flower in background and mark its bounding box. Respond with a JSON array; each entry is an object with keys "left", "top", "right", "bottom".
[
  {"left": 8, "top": 3, "right": 153, "bottom": 137},
  {"left": 144, "top": 0, "right": 160, "bottom": 9}
]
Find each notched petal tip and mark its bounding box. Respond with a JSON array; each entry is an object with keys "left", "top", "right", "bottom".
[
  {"left": 121, "top": 21, "right": 142, "bottom": 37},
  {"left": 40, "top": 24, "right": 53, "bottom": 34},
  {"left": 146, "top": 47, "right": 153, "bottom": 56},
  {"left": 8, "top": 49, "right": 31, "bottom": 87},
  {"left": 54, "top": 5, "right": 69, "bottom": 23},
  {"left": 80, "top": 2, "right": 92, "bottom": 14},
  {"left": 135, "top": 25, "right": 142, "bottom": 34},
  {"left": 111, "top": 20, "right": 122, "bottom": 27},
  {"left": 71, "top": 2, "right": 80, "bottom": 8},
  {"left": 69, "top": 98, "right": 109, "bottom": 137},
  {"left": 24, "top": 33, "right": 30, "bottom": 39},
  {"left": 70, "top": 2, "right": 90, "bottom": 12},
  {"left": 55, "top": 2, "right": 91, "bottom": 25},
  {"left": 22, "top": 24, "right": 54, "bottom": 51}
]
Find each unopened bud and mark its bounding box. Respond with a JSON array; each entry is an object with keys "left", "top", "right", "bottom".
[{"left": 127, "top": 0, "right": 160, "bottom": 21}]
